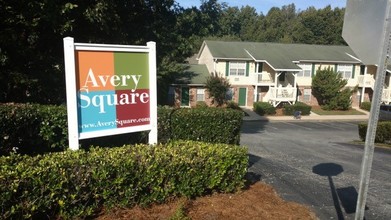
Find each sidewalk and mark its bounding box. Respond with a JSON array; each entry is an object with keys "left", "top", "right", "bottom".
[{"left": 241, "top": 107, "right": 369, "bottom": 122}]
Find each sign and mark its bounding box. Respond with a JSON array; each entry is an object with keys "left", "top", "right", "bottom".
[
  {"left": 343, "top": 1, "right": 391, "bottom": 219},
  {"left": 342, "top": 0, "right": 390, "bottom": 65},
  {"left": 63, "top": 37, "right": 157, "bottom": 150}
]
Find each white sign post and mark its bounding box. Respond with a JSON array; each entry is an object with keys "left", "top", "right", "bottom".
[
  {"left": 63, "top": 37, "right": 158, "bottom": 150},
  {"left": 343, "top": 1, "right": 391, "bottom": 219}
]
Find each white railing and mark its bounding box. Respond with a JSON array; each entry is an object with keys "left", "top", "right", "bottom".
[
  {"left": 254, "top": 72, "right": 274, "bottom": 85},
  {"left": 382, "top": 89, "right": 391, "bottom": 104},
  {"left": 358, "top": 75, "right": 375, "bottom": 88},
  {"left": 268, "top": 87, "right": 297, "bottom": 101}
]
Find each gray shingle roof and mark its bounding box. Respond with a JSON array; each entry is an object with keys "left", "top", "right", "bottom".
[
  {"left": 202, "top": 40, "right": 360, "bottom": 70},
  {"left": 174, "top": 64, "right": 209, "bottom": 85}
]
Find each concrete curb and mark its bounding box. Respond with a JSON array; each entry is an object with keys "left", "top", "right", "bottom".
[{"left": 241, "top": 108, "right": 369, "bottom": 122}]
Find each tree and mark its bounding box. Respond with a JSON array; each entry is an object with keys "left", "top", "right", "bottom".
[
  {"left": 205, "top": 75, "right": 230, "bottom": 106},
  {"left": 312, "top": 67, "right": 354, "bottom": 110}
]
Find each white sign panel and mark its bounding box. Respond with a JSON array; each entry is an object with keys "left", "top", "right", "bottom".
[
  {"left": 342, "top": 0, "right": 390, "bottom": 65},
  {"left": 63, "top": 37, "right": 158, "bottom": 150}
]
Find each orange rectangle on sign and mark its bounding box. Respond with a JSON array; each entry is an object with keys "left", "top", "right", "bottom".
[{"left": 76, "top": 51, "right": 115, "bottom": 91}]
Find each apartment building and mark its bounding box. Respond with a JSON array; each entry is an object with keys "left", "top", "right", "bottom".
[{"left": 171, "top": 40, "right": 390, "bottom": 108}]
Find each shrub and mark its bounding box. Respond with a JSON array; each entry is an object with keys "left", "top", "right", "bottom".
[
  {"left": 0, "top": 141, "right": 248, "bottom": 219},
  {"left": 0, "top": 104, "right": 146, "bottom": 155},
  {"left": 253, "top": 102, "right": 276, "bottom": 116},
  {"left": 226, "top": 101, "right": 241, "bottom": 110},
  {"left": 358, "top": 121, "right": 391, "bottom": 143},
  {"left": 312, "top": 67, "right": 355, "bottom": 110},
  {"left": 326, "top": 88, "right": 353, "bottom": 110},
  {"left": 360, "top": 102, "right": 371, "bottom": 112},
  {"left": 0, "top": 103, "right": 68, "bottom": 155},
  {"left": 0, "top": 104, "right": 242, "bottom": 155},
  {"left": 283, "top": 102, "right": 312, "bottom": 116},
  {"left": 195, "top": 101, "right": 208, "bottom": 108},
  {"left": 205, "top": 76, "right": 231, "bottom": 106},
  {"left": 170, "top": 108, "right": 243, "bottom": 145}
]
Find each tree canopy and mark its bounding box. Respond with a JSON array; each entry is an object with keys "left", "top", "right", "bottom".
[{"left": 0, "top": 0, "right": 346, "bottom": 104}]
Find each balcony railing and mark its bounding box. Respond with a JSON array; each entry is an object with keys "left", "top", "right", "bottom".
[
  {"left": 358, "top": 75, "right": 375, "bottom": 88},
  {"left": 254, "top": 72, "right": 274, "bottom": 85},
  {"left": 268, "top": 87, "right": 297, "bottom": 101},
  {"left": 382, "top": 89, "right": 391, "bottom": 104}
]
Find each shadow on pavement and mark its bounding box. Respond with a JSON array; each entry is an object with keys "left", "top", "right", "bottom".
[
  {"left": 312, "top": 163, "right": 345, "bottom": 220},
  {"left": 245, "top": 154, "right": 262, "bottom": 186},
  {"left": 241, "top": 121, "right": 269, "bottom": 134},
  {"left": 336, "top": 186, "right": 359, "bottom": 214}
]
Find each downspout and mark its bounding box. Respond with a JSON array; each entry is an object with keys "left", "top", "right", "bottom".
[
  {"left": 274, "top": 72, "right": 279, "bottom": 106},
  {"left": 255, "top": 62, "right": 258, "bottom": 102},
  {"left": 213, "top": 59, "right": 217, "bottom": 76},
  {"left": 293, "top": 72, "right": 297, "bottom": 104}
]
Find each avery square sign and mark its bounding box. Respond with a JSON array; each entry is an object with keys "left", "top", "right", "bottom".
[
  {"left": 63, "top": 37, "right": 157, "bottom": 150},
  {"left": 78, "top": 51, "right": 150, "bottom": 131}
]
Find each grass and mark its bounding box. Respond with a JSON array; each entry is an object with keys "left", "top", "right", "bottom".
[{"left": 311, "top": 107, "right": 366, "bottom": 115}]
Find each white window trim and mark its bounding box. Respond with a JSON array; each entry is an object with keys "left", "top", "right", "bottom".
[
  {"left": 229, "top": 62, "right": 246, "bottom": 76},
  {"left": 303, "top": 88, "right": 311, "bottom": 102},
  {"left": 298, "top": 64, "right": 312, "bottom": 77},
  {"left": 196, "top": 88, "right": 205, "bottom": 101},
  {"left": 337, "top": 64, "right": 353, "bottom": 79}
]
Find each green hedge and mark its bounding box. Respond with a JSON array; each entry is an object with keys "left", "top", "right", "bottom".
[
  {"left": 358, "top": 121, "right": 391, "bottom": 143},
  {"left": 0, "top": 104, "right": 68, "bottom": 155},
  {"left": 253, "top": 102, "right": 276, "bottom": 116},
  {"left": 170, "top": 108, "right": 243, "bottom": 145},
  {"left": 283, "top": 102, "right": 312, "bottom": 116},
  {"left": 1, "top": 104, "right": 243, "bottom": 155},
  {"left": 0, "top": 141, "right": 248, "bottom": 219},
  {"left": 360, "top": 102, "right": 371, "bottom": 112}
]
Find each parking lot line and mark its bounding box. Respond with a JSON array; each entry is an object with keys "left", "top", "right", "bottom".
[
  {"left": 281, "top": 122, "right": 312, "bottom": 130},
  {"left": 339, "top": 121, "right": 359, "bottom": 126},
  {"left": 264, "top": 125, "right": 278, "bottom": 130},
  {"left": 314, "top": 122, "right": 344, "bottom": 130}
]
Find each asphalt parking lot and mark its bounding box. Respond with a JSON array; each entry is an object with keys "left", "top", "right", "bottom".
[{"left": 241, "top": 120, "right": 391, "bottom": 220}]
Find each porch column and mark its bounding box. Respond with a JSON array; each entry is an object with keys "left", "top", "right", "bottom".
[
  {"left": 275, "top": 72, "right": 281, "bottom": 100},
  {"left": 254, "top": 85, "right": 258, "bottom": 102},
  {"left": 293, "top": 72, "right": 297, "bottom": 103},
  {"left": 361, "top": 66, "right": 367, "bottom": 103},
  {"left": 275, "top": 72, "right": 280, "bottom": 86}
]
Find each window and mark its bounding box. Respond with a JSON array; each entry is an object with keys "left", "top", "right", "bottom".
[
  {"left": 337, "top": 64, "right": 353, "bottom": 79},
  {"left": 298, "top": 64, "right": 312, "bottom": 77},
  {"left": 303, "top": 89, "right": 311, "bottom": 102},
  {"left": 226, "top": 88, "right": 234, "bottom": 100},
  {"left": 168, "top": 87, "right": 175, "bottom": 105},
  {"left": 229, "top": 62, "right": 246, "bottom": 76},
  {"left": 196, "top": 88, "right": 205, "bottom": 101}
]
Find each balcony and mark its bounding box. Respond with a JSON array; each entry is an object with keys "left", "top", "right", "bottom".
[
  {"left": 253, "top": 72, "right": 274, "bottom": 85},
  {"left": 382, "top": 89, "right": 391, "bottom": 104},
  {"left": 267, "top": 87, "right": 297, "bottom": 107},
  {"left": 358, "top": 75, "right": 375, "bottom": 88}
]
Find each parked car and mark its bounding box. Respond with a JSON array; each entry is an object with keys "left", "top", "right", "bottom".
[{"left": 379, "top": 104, "right": 391, "bottom": 121}]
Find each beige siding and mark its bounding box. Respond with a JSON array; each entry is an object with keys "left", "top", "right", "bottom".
[
  {"left": 215, "top": 61, "right": 226, "bottom": 77},
  {"left": 198, "top": 45, "right": 214, "bottom": 74},
  {"left": 226, "top": 62, "right": 256, "bottom": 86}
]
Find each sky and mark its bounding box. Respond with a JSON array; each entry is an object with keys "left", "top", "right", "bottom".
[{"left": 176, "top": 0, "right": 347, "bottom": 14}]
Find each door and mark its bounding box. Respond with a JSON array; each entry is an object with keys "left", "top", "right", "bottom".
[
  {"left": 238, "top": 88, "right": 247, "bottom": 106},
  {"left": 181, "top": 87, "right": 189, "bottom": 106}
]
